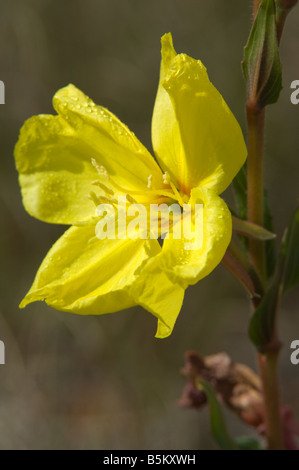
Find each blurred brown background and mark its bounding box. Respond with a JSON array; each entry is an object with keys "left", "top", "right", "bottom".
[{"left": 0, "top": 0, "right": 299, "bottom": 449}]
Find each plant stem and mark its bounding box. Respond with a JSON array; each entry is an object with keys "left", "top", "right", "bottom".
[
  {"left": 259, "top": 286, "right": 284, "bottom": 449},
  {"left": 276, "top": 1, "right": 298, "bottom": 45},
  {"left": 258, "top": 349, "right": 284, "bottom": 449},
  {"left": 246, "top": 100, "right": 284, "bottom": 449},
  {"left": 276, "top": 0, "right": 298, "bottom": 45},
  {"left": 246, "top": 103, "right": 266, "bottom": 284},
  {"left": 276, "top": 7, "right": 288, "bottom": 44}
]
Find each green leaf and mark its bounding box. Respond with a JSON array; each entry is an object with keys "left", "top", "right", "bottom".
[
  {"left": 232, "top": 216, "right": 276, "bottom": 241},
  {"left": 197, "top": 380, "right": 239, "bottom": 450},
  {"left": 264, "top": 189, "right": 276, "bottom": 278},
  {"left": 242, "top": 0, "right": 282, "bottom": 107},
  {"left": 232, "top": 164, "right": 247, "bottom": 221},
  {"left": 235, "top": 436, "right": 264, "bottom": 450},
  {"left": 232, "top": 165, "right": 249, "bottom": 250},
  {"left": 248, "top": 200, "right": 280, "bottom": 353},
  {"left": 249, "top": 282, "right": 279, "bottom": 352},
  {"left": 198, "top": 381, "right": 263, "bottom": 450},
  {"left": 281, "top": 208, "right": 299, "bottom": 293},
  {"left": 249, "top": 208, "right": 299, "bottom": 350},
  {"left": 232, "top": 165, "right": 277, "bottom": 278}
]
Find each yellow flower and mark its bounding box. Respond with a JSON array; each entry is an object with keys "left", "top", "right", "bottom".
[{"left": 14, "top": 33, "right": 247, "bottom": 338}]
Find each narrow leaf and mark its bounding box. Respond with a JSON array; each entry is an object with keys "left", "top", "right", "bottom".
[
  {"left": 232, "top": 164, "right": 247, "bottom": 221},
  {"left": 250, "top": 208, "right": 299, "bottom": 350},
  {"left": 197, "top": 380, "right": 239, "bottom": 450},
  {"left": 235, "top": 436, "right": 264, "bottom": 450},
  {"left": 281, "top": 208, "right": 299, "bottom": 293},
  {"left": 232, "top": 216, "right": 276, "bottom": 240},
  {"left": 249, "top": 282, "right": 279, "bottom": 352},
  {"left": 264, "top": 189, "right": 276, "bottom": 278}
]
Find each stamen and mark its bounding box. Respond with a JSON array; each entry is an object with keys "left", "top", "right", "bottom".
[
  {"left": 91, "top": 180, "right": 115, "bottom": 196},
  {"left": 148, "top": 197, "right": 171, "bottom": 205},
  {"left": 90, "top": 158, "right": 184, "bottom": 208},
  {"left": 163, "top": 171, "right": 170, "bottom": 185},
  {"left": 88, "top": 191, "right": 118, "bottom": 207},
  {"left": 143, "top": 189, "right": 180, "bottom": 200},
  {"left": 88, "top": 191, "right": 101, "bottom": 206},
  {"left": 126, "top": 194, "right": 137, "bottom": 204},
  {"left": 92, "top": 158, "right": 136, "bottom": 195},
  {"left": 108, "top": 179, "right": 134, "bottom": 194},
  {"left": 91, "top": 158, "right": 109, "bottom": 180},
  {"left": 169, "top": 181, "right": 184, "bottom": 207},
  {"left": 98, "top": 195, "right": 118, "bottom": 205}
]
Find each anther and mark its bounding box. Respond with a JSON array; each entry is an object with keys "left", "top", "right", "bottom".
[
  {"left": 163, "top": 172, "right": 170, "bottom": 185},
  {"left": 91, "top": 158, "right": 109, "bottom": 180},
  {"left": 147, "top": 175, "right": 152, "bottom": 189}
]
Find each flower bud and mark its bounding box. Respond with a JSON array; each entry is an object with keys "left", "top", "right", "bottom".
[{"left": 242, "top": 0, "right": 282, "bottom": 108}]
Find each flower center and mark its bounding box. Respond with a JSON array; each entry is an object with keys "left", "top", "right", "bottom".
[{"left": 89, "top": 158, "right": 188, "bottom": 209}]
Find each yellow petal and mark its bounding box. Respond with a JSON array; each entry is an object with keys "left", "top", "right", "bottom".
[
  {"left": 14, "top": 115, "right": 98, "bottom": 224},
  {"left": 14, "top": 85, "right": 164, "bottom": 225},
  {"left": 20, "top": 224, "right": 184, "bottom": 338},
  {"left": 20, "top": 224, "right": 139, "bottom": 312},
  {"left": 152, "top": 33, "right": 247, "bottom": 195},
  {"left": 154, "top": 186, "right": 232, "bottom": 286},
  {"left": 152, "top": 34, "right": 185, "bottom": 190},
  {"left": 53, "top": 84, "right": 163, "bottom": 195},
  {"left": 131, "top": 256, "right": 185, "bottom": 338}
]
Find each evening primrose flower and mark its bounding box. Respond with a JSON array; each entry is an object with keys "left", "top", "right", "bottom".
[{"left": 14, "top": 33, "right": 247, "bottom": 338}]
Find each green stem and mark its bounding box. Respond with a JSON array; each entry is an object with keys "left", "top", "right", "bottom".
[
  {"left": 246, "top": 103, "right": 266, "bottom": 285},
  {"left": 258, "top": 349, "right": 284, "bottom": 449},
  {"left": 258, "top": 277, "right": 283, "bottom": 449},
  {"left": 276, "top": 1, "right": 298, "bottom": 45},
  {"left": 246, "top": 100, "right": 284, "bottom": 449}
]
